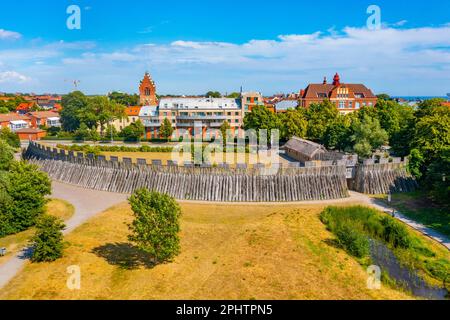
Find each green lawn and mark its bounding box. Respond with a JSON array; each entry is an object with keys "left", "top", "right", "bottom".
[{"left": 380, "top": 192, "right": 450, "bottom": 238}]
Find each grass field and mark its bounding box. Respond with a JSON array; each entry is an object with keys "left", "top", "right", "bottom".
[
  {"left": 376, "top": 192, "right": 450, "bottom": 238},
  {"left": 0, "top": 199, "right": 75, "bottom": 266},
  {"left": 0, "top": 202, "right": 417, "bottom": 300},
  {"left": 101, "top": 151, "right": 285, "bottom": 167}
]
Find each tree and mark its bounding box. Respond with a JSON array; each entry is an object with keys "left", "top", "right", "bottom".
[
  {"left": 227, "top": 92, "right": 241, "bottom": 99},
  {"left": 61, "top": 91, "right": 89, "bottom": 132},
  {"left": 0, "top": 106, "right": 8, "bottom": 114},
  {"left": 30, "top": 215, "right": 66, "bottom": 263},
  {"left": 323, "top": 115, "right": 352, "bottom": 151},
  {"left": 306, "top": 100, "right": 339, "bottom": 142},
  {"left": 425, "top": 147, "right": 450, "bottom": 206},
  {"left": 0, "top": 139, "right": 15, "bottom": 171},
  {"left": 0, "top": 127, "right": 20, "bottom": 148},
  {"left": 121, "top": 120, "right": 145, "bottom": 142},
  {"left": 280, "top": 109, "right": 308, "bottom": 140},
  {"left": 350, "top": 115, "right": 388, "bottom": 158},
  {"left": 205, "top": 91, "right": 222, "bottom": 98},
  {"left": 86, "top": 96, "right": 126, "bottom": 136},
  {"left": 108, "top": 91, "right": 139, "bottom": 106},
  {"left": 6, "top": 161, "right": 52, "bottom": 233},
  {"left": 128, "top": 189, "right": 182, "bottom": 263},
  {"left": 74, "top": 123, "right": 90, "bottom": 141},
  {"left": 376, "top": 93, "right": 391, "bottom": 101},
  {"left": 160, "top": 118, "right": 174, "bottom": 141},
  {"left": 0, "top": 171, "right": 14, "bottom": 237},
  {"left": 243, "top": 105, "right": 283, "bottom": 141},
  {"left": 412, "top": 112, "right": 450, "bottom": 161}
]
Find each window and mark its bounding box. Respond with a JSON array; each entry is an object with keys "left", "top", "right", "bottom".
[
  {"left": 227, "top": 112, "right": 232, "bottom": 116},
  {"left": 349, "top": 101, "right": 353, "bottom": 108},
  {"left": 355, "top": 93, "right": 364, "bottom": 98},
  {"left": 145, "top": 88, "right": 150, "bottom": 96},
  {"left": 339, "top": 101, "right": 345, "bottom": 109},
  {"left": 355, "top": 102, "right": 360, "bottom": 109},
  {"left": 317, "top": 93, "right": 327, "bottom": 98}
]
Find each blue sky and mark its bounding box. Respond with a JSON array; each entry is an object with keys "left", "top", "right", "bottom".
[{"left": 0, "top": 0, "right": 449, "bottom": 95}]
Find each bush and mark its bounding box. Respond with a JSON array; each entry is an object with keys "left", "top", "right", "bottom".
[
  {"left": 380, "top": 217, "right": 413, "bottom": 249},
  {"left": 30, "top": 215, "right": 66, "bottom": 262},
  {"left": 0, "top": 127, "right": 20, "bottom": 148},
  {"left": 0, "top": 139, "right": 15, "bottom": 171},
  {"left": 128, "top": 189, "right": 182, "bottom": 263},
  {"left": 336, "top": 225, "right": 370, "bottom": 258}
]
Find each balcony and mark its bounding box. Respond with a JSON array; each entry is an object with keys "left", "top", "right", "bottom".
[
  {"left": 176, "top": 115, "right": 227, "bottom": 121},
  {"left": 142, "top": 120, "right": 161, "bottom": 127}
]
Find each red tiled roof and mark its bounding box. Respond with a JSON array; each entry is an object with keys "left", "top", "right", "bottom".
[
  {"left": 0, "top": 113, "right": 31, "bottom": 122},
  {"left": 27, "top": 111, "right": 60, "bottom": 119},
  {"left": 125, "top": 106, "right": 142, "bottom": 116},
  {"left": 15, "top": 128, "right": 45, "bottom": 134},
  {"left": 301, "top": 83, "right": 376, "bottom": 99},
  {"left": 16, "top": 102, "right": 35, "bottom": 111}
]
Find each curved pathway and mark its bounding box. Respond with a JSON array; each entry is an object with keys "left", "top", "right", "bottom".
[{"left": 0, "top": 181, "right": 127, "bottom": 290}]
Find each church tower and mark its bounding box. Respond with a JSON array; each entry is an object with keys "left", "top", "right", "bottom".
[{"left": 139, "top": 72, "right": 157, "bottom": 106}]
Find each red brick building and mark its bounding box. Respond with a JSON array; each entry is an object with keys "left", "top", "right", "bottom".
[
  {"left": 300, "top": 73, "right": 378, "bottom": 114},
  {"left": 139, "top": 72, "right": 158, "bottom": 106}
]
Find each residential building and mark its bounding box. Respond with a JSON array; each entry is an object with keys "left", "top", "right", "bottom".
[
  {"left": 275, "top": 99, "right": 299, "bottom": 113},
  {"left": 299, "top": 73, "right": 378, "bottom": 114},
  {"left": 0, "top": 113, "right": 31, "bottom": 132},
  {"left": 27, "top": 111, "right": 61, "bottom": 128},
  {"left": 241, "top": 92, "right": 265, "bottom": 113},
  {"left": 15, "top": 128, "right": 47, "bottom": 141},
  {"left": 106, "top": 106, "right": 142, "bottom": 132}
]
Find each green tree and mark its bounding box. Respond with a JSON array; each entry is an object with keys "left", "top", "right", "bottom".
[
  {"left": 219, "top": 120, "right": 231, "bottom": 145},
  {"left": 0, "top": 171, "right": 14, "bottom": 237},
  {"left": 323, "top": 116, "right": 352, "bottom": 151},
  {"left": 412, "top": 112, "right": 450, "bottom": 161},
  {"left": 0, "top": 106, "right": 9, "bottom": 114},
  {"left": 280, "top": 109, "right": 308, "bottom": 140},
  {"left": 160, "top": 118, "right": 174, "bottom": 141},
  {"left": 128, "top": 189, "right": 182, "bottom": 263},
  {"left": 376, "top": 93, "right": 391, "bottom": 101},
  {"left": 73, "top": 123, "right": 90, "bottom": 141},
  {"left": 350, "top": 115, "right": 388, "bottom": 158},
  {"left": 6, "top": 161, "right": 51, "bottom": 233},
  {"left": 408, "top": 149, "right": 425, "bottom": 179},
  {"left": 86, "top": 96, "right": 126, "bottom": 135},
  {"left": 30, "top": 215, "right": 66, "bottom": 263},
  {"left": 243, "top": 105, "right": 283, "bottom": 141},
  {"left": 425, "top": 147, "right": 450, "bottom": 206},
  {"left": 205, "top": 91, "right": 222, "bottom": 98},
  {"left": 226, "top": 92, "right": 241, "bottom": 99},
  {"left": 0, "top": 127, "right": 20, "bottom": 148},
  {"left": 61, "top": 91, "right": 89, "bottom": 132},
  {"left": 0, "top": 139, "right": 15, "bottom": 171},
  {"left": 108, "top": 91, "right": 139, "bottom": 106},
  {"left": 121, "top": 120, "right": 145, "bottom": 142},
  {"left": 306, "top": 100, "right": 339, "bottom": 142}
]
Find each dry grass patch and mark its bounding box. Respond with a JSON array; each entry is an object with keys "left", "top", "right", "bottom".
[
  {"left": 0, "top": 199, "right": 74, "bottom": 266},
  {"left": 0, "top": 202, "right": 413, "bottom": 300}
]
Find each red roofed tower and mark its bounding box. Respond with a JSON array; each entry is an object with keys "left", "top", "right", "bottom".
[
  {"left": 139, "top": 72, "right": 157, "bottom": 106},
  {"left": 332, "top": 73, "right": 341, "bottom": 86}
]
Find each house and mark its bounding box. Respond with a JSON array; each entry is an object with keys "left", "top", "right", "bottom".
[
  {"left": 0, "top": 113, "right": 32, "bottom": 132},
  {"left": 15, "top": 128, "right": 47, "bottom": 141},
  {"left": 16, "top": 102, "right": 36, "bottom": 114},
  {"left": 275, "top": 99, "right": 299, "bottom": 113},
  {"left": 27, "top": 111, "right": 61, "bottom": 128},
  {"left": 106, "top": 106, "right": 142, "bottom": 132},
  {"left": 299, "top": 73, "right": 378, "bottom": 114},
  {"left": 241, "top": 92, "right": 265, "bottom": 113},
  {"left": 283, "top": 137, "right": 327, "bottom": 163}
]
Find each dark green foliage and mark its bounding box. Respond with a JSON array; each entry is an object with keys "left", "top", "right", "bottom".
[
  {"left": 335, "top": 225, "right": 369, "bottom": 258},
  {"left": 121, "top": 120, "right": 145, "bottom": 142},
  {"left": 205, "top": 91, "right": 222, "bottom": 98},
  {"left": 108, "top": 91, "right": 139, "bottom": 106},
  {"left": 320, "top": 206, "right": 449, "bottom": 283},
  {"left": 5, "top": 161, "right": 52, "bottom": 233},
  {"left": 0, "top": 139, "right": 15, "bottom": 171},
  {"left": 128, "top": 189, "right": 182, "bottom": 263},
  {"left": 61, "top": 91, "right": 89, "bottom": 132},
  {"left": 305, "top": 100, "right": 339, "bottom": 142},
  {"left": 30, "top": 215, "right": 66, "bottom": 263},
  {"left": 0, "top": 127, "right": 20, "bottom": 148},
  {"left": 57, "top": 143, "right": 173, "bottom": 154},
  {"left": 160, "top": 118, "right": 174, "bottom": 141}
]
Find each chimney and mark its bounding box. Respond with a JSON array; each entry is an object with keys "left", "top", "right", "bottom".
[
  {"left": 333, "top": 73, "right": 340, "bottom": 86},
  {"left": 323, "top": 77, "right": 327, "bottom": 85}
]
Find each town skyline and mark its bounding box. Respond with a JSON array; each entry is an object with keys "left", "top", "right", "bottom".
[{"left": 0, "top": 1, "right": 449, "bottom": 96}]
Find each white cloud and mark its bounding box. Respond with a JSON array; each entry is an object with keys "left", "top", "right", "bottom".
[
  {"left": 1, "top": 24, "right": 449, "bottom": 95},
  {"left": 0, "top": 71, "right": 30, "bottom": 83},
  {"left": 0, "top": 29, "right": 22, "bottom": 40}
]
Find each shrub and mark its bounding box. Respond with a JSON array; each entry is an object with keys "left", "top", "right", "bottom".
[
  {"left": 336, "top": 225, "right": 370, "bottom": 258},
  {"left": 0, "top": 139, "right": 15, "bottom": 171},
  {"left": 128, "top": 189, "right": 182, "bottom": 263},
  {"left": 0, "top": 127, "right": 20, "bottom": 148},
  {"left": 30, "top": 215, "right": 66, "bottom": 262},
  {"left": 381, "top": 217, "right": 413, "bottom": 249},
  {"left": 425, "top": 259, "right": 450, "bottom": 282}
]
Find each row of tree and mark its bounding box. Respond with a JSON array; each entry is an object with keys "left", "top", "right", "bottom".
[{"left": 243, "top": 98, "right": 449, "bottom": 206}]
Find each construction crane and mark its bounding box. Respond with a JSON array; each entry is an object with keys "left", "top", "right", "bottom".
[{"left": 65, "top": 79, "right": 81, "bottom": 90}]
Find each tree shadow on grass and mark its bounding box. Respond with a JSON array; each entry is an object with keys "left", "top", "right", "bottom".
[{"left": 92, "top": 243, "right": 157, "bottom": 270}]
